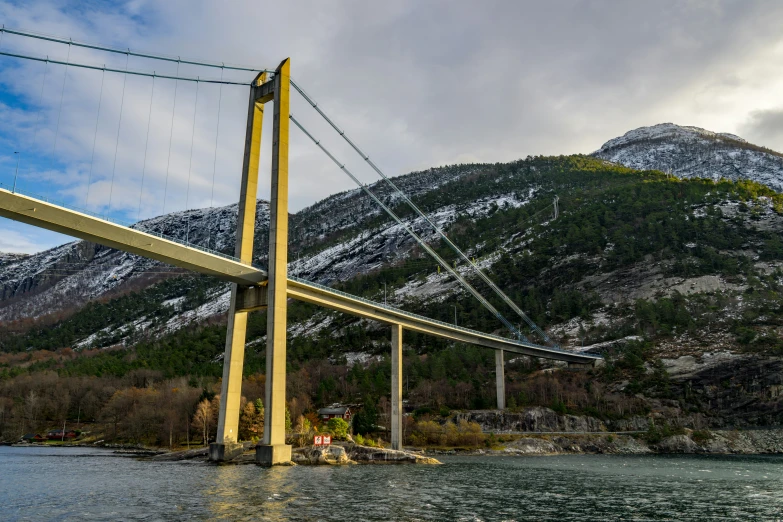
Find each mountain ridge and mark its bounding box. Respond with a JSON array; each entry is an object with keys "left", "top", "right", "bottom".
[{"left": 592, "top": 122, "right": 783, "bottom": 192}]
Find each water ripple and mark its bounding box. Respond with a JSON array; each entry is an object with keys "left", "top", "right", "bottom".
[{"left": 2, "top": 448, "right": 783, "bottom": 521}]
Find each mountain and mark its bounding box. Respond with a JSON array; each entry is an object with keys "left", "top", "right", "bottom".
[
  {"left": 592, "top": 123, "right": 783, "bottom": 192},
  {"left": 3, "top": 151, "right": 783, "bottom": 444}
]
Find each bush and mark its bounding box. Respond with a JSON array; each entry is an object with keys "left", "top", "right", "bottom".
[
  {"left": 409, "top": 419, "right": 485, "bottom": 447},
  {"left": 691, "top": 430, "right": 712, "bottom": 444},
  {"left": 643, "top": 422, "right": 684, "bottom": 443},
  {"left": 326, "top": 418, "right": 350, "bottom": 440}
]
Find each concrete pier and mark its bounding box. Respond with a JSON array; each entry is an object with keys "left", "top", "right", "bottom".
[
  {"left": 495, "top": 349, "right": 505, "bottom": 410},
  {"left": 391, "top": 324, "right": 403, "bottom": 450}
]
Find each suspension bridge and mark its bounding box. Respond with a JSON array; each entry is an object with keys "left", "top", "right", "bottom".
[{"left": 0, "top": 27, "right": 601, "bottom": 465}]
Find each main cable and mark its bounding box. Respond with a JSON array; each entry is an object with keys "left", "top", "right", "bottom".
[
  {"left": 290, "top": 79, "right": 554, "bottom": 346},
  {"left": 0, "top": 49, "right": 249, "bottom": 85},
  {"left": 1, "top": 26, "right": 266, "bottom": 73},
  {"left": 290, "top": 114, "right": 526, "bottom": 341}
]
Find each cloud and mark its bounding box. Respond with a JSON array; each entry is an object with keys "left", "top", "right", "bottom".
[
  {"left": 0, "top": 221, "right": 70, "bottom": 253},
  {"left": 740, "top": 109, "right": 783, "bottom": 153},
  {"left": 3, "top": 0, "right": 783, "bottom": 254}
]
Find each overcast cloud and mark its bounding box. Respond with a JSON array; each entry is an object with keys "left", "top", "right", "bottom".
[{"left": 2, "top": 0, "right": 783, "bottom": 253}]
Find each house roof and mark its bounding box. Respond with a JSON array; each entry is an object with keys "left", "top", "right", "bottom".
[{"left": 318, "top": 406, "right": 350, "bottom": 415}]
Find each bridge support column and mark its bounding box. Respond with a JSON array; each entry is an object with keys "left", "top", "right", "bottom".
[
  {"left": 256, "top": 58, "right": 292, "bottom": 466},
  {"left": 391, "top": 324, "right": 403, "bottom": 450},
  {"left": 211, "top": 71, "right": 267, "bottom": 462},
  {"left": 495, "top": 349, "right": 505, "bottom": 410}
]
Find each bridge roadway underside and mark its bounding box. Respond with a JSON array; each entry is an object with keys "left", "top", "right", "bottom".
[{"left": 0, "top": 188, "right": 601, "bottom": 365}]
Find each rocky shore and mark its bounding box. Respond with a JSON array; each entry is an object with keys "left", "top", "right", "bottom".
[
  {"left": 144, "top": 441, "right": 441, "bottom": 465},
  {"left": 423, "top": 428, "right": 783, "bottom": 457},
  {"left": 292, "top": 443, "right": 441, "bottom": 465}
]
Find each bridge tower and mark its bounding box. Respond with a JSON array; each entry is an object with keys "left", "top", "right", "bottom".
[{"left": 210, "top": 58, "right": 291, "bottom": 465}]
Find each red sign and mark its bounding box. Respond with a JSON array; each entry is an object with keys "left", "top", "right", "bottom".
[{"left": 313, "top": 435, "right": 332, "bottom": 446}]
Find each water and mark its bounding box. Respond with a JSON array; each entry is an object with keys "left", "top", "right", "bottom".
[{"left": 2, "top": 446, "right": 783, "bottom": 521}]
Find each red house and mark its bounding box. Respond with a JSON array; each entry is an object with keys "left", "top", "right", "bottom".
[
  {"left": 47, "top": 429, "right": 77, "bottom": 440},
  {"left": 318, "top": 406, "right": 352, "bottom": 422}
]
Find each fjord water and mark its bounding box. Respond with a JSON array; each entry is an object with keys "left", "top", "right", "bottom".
[{"left": 2, "top": 446, "right": 782, "bottom": 521}]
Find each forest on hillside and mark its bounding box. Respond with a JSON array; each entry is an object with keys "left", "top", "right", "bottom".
[{"left": 2, "top": 155, "right": 783, "bottom": 444}]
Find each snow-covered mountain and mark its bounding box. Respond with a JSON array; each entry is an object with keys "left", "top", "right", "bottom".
[
  {"left": 592, "top": 123, "right": 783, "bottom": 192},
  {"left": 0, "top": 163, "right": 517, "bottom": 323}
]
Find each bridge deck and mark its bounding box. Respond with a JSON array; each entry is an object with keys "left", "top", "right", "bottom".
[
  {"left": 0, "top": 188, "right": 266, "bottom": 285},
  {"left": 0, "top": 188, "right": 601, "bottom": 364}
]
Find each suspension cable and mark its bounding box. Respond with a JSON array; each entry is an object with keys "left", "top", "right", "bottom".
[
  {"left": 290, "top": 114, "right": 526, "bottom": 341},
  {"left": 291, "top": 79, "right": 554, "bottom": 345},
  {"left": 85, "top": 66, "right": 106, "bottom": 207},
  {"left": 137, "top": 74, "right": 156, "bottom": 221},
  {"left": 0, "top": 26, "right": 265, "bottom": 73},
  {"left": 185, "top": 79, "right": 201, "bottom": 244},
  {"left": 108, "top": 51, "right": 130, "bottom": 209}
]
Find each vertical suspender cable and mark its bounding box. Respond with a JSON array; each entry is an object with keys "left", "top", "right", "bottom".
[
  {"left": 207, "top": 66, "right": 224, "bottom": 250},
  {"left": 108, "top": 51, "right": 130, "bottom": 209},
  {"left": 162, "top": 59, "right": 181, "bottom": 217},
  {"left": 84, "top": 66, "right": 106, "bottom": 207},
  {"left": 137, "top": 74, "right": 156, "bottom": 221},
  {"left": 47, "top": 42, "right": 71, "bottom": 198},
  {"left": 184, "top": 79, "right": 200, "bottom": 244}
]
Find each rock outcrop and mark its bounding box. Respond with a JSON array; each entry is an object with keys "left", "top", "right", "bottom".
[
  {"left": 457, "top": 407, "right": 607, "bottom": 433},
  {"left": 293, "top": 445, "right": 356, "bottom": 465},
  {"left": 292, "top": 443, "right": 441, "bottom": 465}
]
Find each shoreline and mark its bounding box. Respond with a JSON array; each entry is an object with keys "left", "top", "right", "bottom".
[
  {"left": 421, "top": 428, "right": 783, "bottom": 457},
  {"left": 7, "top": 427, "right": 783, "bottom": 460}
]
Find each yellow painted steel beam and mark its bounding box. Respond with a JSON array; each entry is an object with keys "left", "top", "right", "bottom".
[
  {"left": 286, "top": 278, "right": 601, "bottom": 365},
  {"left": 0, "top": 188, "right": 266, "bottom": 285}
]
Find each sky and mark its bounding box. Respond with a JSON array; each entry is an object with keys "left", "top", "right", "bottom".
[{"left": 1, "top": 0, "right": 783, "bottom": 254}]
